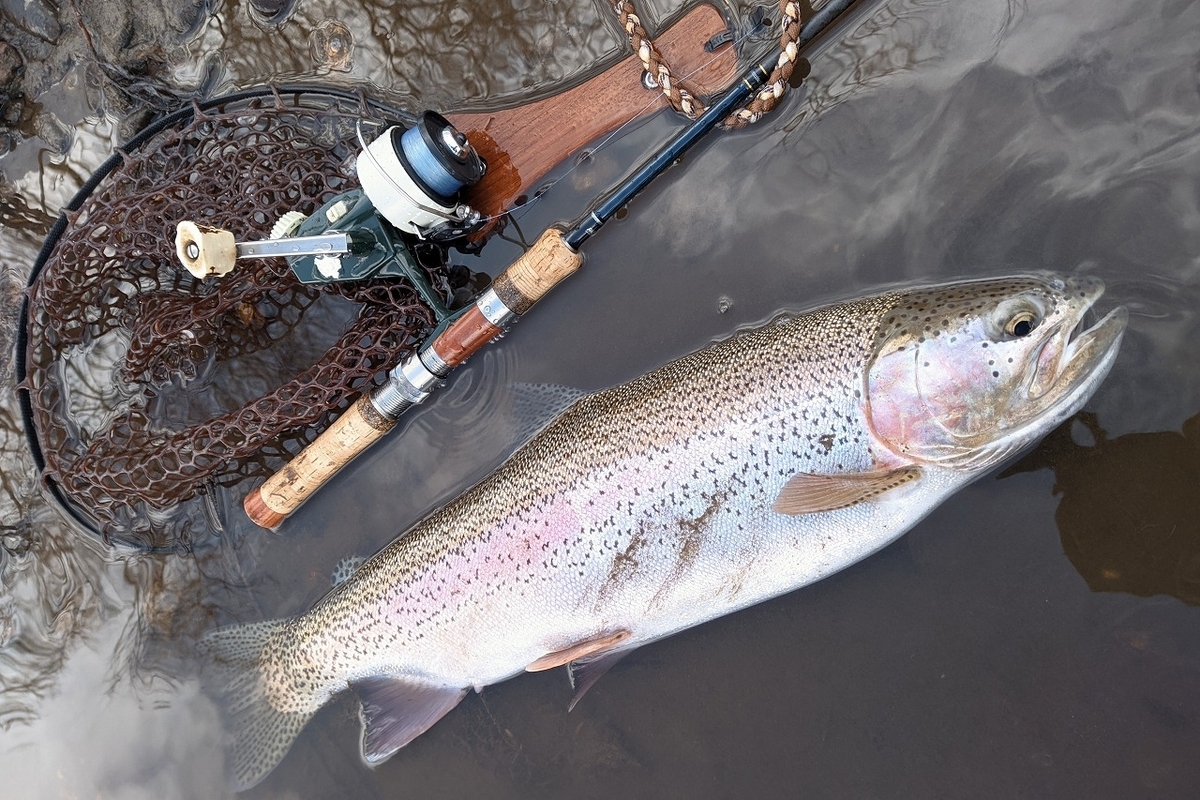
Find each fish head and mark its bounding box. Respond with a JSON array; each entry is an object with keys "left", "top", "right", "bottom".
[{"left": 866, "top": 274, "right": 1127, "bottom": 471}]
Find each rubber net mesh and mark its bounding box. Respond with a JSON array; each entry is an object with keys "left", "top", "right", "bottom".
[{"left": 22, "top": 90, "right": 465, "bottom": 549}]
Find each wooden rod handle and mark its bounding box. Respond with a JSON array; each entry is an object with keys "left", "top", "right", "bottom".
[
  {"left": 244, "top": 395, "right": 396, "bottom": 528},
  {"left": 490, "top": 227, "right": 583, "bottom": 315},
  {"left": 428, "top": 304, "right": 505, "bottom": 369}
]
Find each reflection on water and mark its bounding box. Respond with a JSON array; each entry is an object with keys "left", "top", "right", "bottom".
[
  {"left": 0, "top": 487, "right": 120, "bottom": 733},
  {"left": 187, "top": 0, "right": 626, "bottom": 110},
  {"left": 2, "top": 0, "right": 1200, "bottom": 796},
  {"left": 1005, "top": 411, "right": 1200, "bottom": 605}
]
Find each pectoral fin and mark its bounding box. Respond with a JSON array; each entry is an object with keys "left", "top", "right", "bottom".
[
  {"left": 353, "top": 676, "right": 467, "bottom": 765},
  {"left": 526, "top": 629, "right": 631, "bottom": 672},
  {"left": 773, "top": 466, "right": 923, "bottom": 515}
]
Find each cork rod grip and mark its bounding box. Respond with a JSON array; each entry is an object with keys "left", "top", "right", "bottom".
[
  {"left": 491, "top": 228, "right": 583, "bottom": 314},
  {"left": 244, "top": 395, "right": 396, "bottom": 528},
  {"left": 245, "top": 230, "right": 581, "bottom": 528}
]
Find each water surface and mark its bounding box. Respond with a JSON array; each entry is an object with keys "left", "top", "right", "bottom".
[{"left": 2, "top": 0, "right": 1200, "bottom": 797}]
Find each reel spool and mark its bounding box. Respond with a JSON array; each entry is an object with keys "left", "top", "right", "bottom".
[{"left": 357, "top": 111, "right": 487, "bottom": 241}]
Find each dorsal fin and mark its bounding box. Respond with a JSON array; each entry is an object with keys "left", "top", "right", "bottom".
[
  {"left": 773, "top": 466, "right": 923, "bottom": 515},
  {"left": 508, "top": 382, "right": 587, "bottom": 443}
]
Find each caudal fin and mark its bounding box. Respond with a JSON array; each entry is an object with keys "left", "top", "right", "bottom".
[{"left": 199, "top": 619, "right": 317, "bottom": 791}]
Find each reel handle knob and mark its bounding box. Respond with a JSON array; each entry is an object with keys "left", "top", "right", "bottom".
[{"left": 175, "top": 220, "right": 237, "bottom": 279}]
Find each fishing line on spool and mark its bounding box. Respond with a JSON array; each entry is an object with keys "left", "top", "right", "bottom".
[{"left": 399, "top": 124, "right": 470, "bottom": 198}]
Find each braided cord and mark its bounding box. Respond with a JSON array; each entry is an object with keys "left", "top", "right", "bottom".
[{"left": 612, "top": 0, "right": 806, "bottom": 127}]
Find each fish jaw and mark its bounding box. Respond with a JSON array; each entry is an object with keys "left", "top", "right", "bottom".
[
  {"left": 866, "top": 274, "right": 1127, "bottom": 472},
  {"left": 1000, "top": 304, "right": 1127, "bottom": 448}
]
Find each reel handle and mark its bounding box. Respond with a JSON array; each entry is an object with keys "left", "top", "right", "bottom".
[{"left": 243, "top": 228, "right": 582, "bottom": 529}]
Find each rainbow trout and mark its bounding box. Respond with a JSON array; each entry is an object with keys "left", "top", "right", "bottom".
[{"left": 203, "top": 274, "right": 1126, "bottom": 789}]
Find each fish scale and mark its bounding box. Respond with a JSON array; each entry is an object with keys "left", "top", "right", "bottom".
[{"left": 201, "top": 274, "right": 1126, "bottom": 790}]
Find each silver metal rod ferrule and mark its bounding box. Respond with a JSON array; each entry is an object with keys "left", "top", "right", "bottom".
[
  {"left": 419, "top": 344, "right": 450, "bottom": 377},
  {"left": 368, "top": 388, "right": 414, "bottom": 420},
  {"left": 370, "top": 352, "right": 440, "bottom": 418},
  {"left": 476, "top": 286, "right": 517, "bottom": 327},
  {"left": 398, "top": 353, "right": 441, "bottom": 393}
]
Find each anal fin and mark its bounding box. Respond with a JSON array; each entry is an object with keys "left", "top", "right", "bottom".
[
  {"left": 353, "top": 676, "right": 467, "bottom": 765},
  {"left": 773, "top": 466, "right": 923, "bottom": 516}
]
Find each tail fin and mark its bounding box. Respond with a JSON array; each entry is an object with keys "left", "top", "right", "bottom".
[{"left": 199, "top": 619, "right": 317, "bottom": 792}]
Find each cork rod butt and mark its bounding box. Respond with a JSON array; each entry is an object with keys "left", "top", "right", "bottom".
[
  {"left": 244, "top": 489, "right": 286, "bottom": 529},
  {"left": 241, "top": 395, "right": 397, "bottom": 530}
]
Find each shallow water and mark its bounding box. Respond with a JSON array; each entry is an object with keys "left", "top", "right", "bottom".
[{"left": 3, "top": 0, "right": 1200, "bottom": 797}]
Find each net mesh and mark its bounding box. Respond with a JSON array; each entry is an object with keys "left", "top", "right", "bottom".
[{"left": 22, "top": 89, "right": 468, "bottom": 549}]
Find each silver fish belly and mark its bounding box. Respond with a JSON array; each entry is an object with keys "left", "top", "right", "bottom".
[{"left": 202, "top": 274, "right": 1127, "bottom": 790}]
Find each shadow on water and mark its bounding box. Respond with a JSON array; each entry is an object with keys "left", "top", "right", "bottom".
[{"left": 1004, "top": 410, "right": 1200, "bottom": 606}]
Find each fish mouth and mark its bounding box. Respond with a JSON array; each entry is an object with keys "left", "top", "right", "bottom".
[
  {"left": 1058, "top": 303, "right": 1128, "bottom": 386},
  {"left": 1027, "top": 283, "right": 1128, "bottom": 412}
]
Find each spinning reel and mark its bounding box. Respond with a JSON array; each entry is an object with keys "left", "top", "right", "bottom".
[{"left": 175, "top": 110, "right": 487, "bottom": 319}]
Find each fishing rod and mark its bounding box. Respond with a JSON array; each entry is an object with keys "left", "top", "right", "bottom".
[{"left": 241, "top": 0, "right": 863, "bottom": 529}]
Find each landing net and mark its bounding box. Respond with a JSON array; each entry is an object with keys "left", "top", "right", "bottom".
[{"left": 18, "top": 88, "right": 471, "bottom": 549}]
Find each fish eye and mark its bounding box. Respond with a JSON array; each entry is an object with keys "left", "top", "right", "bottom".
[{"left": 1005, "top": 310, "right": 1038, "bottom": 338}]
